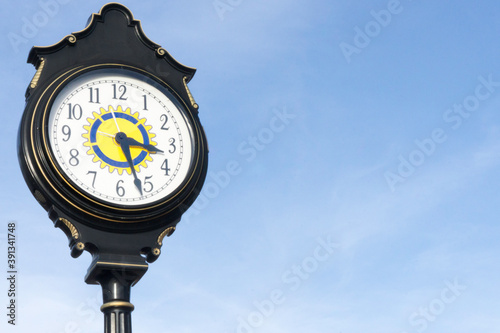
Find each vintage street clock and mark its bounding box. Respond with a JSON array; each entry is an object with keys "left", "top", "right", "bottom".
[{"left": 18, "top": 3, "right": 208, "bottom": 332}]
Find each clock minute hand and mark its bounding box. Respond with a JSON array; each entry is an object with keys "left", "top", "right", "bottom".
[
  {"left": 115, "top": 132, "right": 142, "bottom": 195},
  {"left": 124, "top": 137, "right": 163, "bottom": 153}
]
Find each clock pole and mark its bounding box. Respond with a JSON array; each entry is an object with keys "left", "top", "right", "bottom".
[
  {"left": 84, "top": 255, "right": 148, "bottom": 333},
  {"left": 98, "top": 271, "right": 134, "bottom": 333}
]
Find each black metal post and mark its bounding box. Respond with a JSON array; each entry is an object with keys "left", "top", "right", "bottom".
[{"left": 98, "top": 272, "right": 135, "bottom": 333}]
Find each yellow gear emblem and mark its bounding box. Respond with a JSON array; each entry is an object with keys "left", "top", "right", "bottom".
[{"left": 82, "top": 105, "right": 158, "bottom": 175}]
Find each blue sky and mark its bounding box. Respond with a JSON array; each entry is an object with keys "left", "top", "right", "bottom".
[{"left": 2, "top": 0, "right": 500, "bottom": 332}]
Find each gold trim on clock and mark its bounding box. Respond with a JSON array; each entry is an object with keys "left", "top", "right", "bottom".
[
  {"left": 92, "top": 261, "right": 149, "bottom": 268},
  {"left": 157, "top": 226, "right": 176, "bottom": 246},
  {"left": 30, "top": 58, "right": 45, "bottom": 89},
  {"left": 59, "top": 217, "right": 80, "bottom": 240},
  {"left": 156, "top": 47, "right": 166, "bottom": 56},
  {"left": 67, "top": 34, "right": 76, "bottom": 44},
  {"left": 100, "top": 301, "right": 135, "bottom": 312},
  {"left": 183, "top": 76, "right": 199, "bottom": 109}
]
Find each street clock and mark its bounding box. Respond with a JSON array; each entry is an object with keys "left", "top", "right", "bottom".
[{"left": 18, "top": 3, "right": 208, "bottom": 332}]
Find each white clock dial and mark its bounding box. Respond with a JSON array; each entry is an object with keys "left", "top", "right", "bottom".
[{"left": 47, "top": 69, "right": 194, "bottom": 206}]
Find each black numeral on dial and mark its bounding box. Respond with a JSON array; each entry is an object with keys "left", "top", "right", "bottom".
[
  {"left": 62, "top": 125, "right": 71, "bottom": 141},
  {"left": 89, "top": 87, "right": 100, "bottom": 104},
  {"left": 160, "top": 114, "right": 169, "bottom": 130},
  {"left": 67, "top": 103, "right": 83, "bottom": 120},
  {"left": 143, "top": 176, "right": 153, "bottom": 193},
  {"left": 116, "top": 180, "right": 125, "bottom": 197},
  {"left": 168, "top": 138, "right": 176, "bottom": 153},
  {"left": 112, "top": 84, "right": 127, "bottom": 100},
  {"left": 87, "top": 171, "right": 97, "bottom": 188},
  {"left": 69, "top": 149, "right": 79, "bottom": 166},
  {"left": 161, "top": 159, "right": 170, "bottom": 176}
]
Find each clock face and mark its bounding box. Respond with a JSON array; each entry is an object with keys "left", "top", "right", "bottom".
[{"left": 47, "top": 68, "right": 194, "bottom": 207}]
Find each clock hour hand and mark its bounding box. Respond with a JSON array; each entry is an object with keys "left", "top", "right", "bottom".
[
  {"left": 123, "top": 137, "right": 163, "bottom": 153},
  {"left": 115, "top": 132, "right": 142, "bottom": 195}
]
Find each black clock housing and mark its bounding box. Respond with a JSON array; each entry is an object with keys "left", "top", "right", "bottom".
[{"left": 18, "top": 3, "right": 208, "bottom": 281}]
